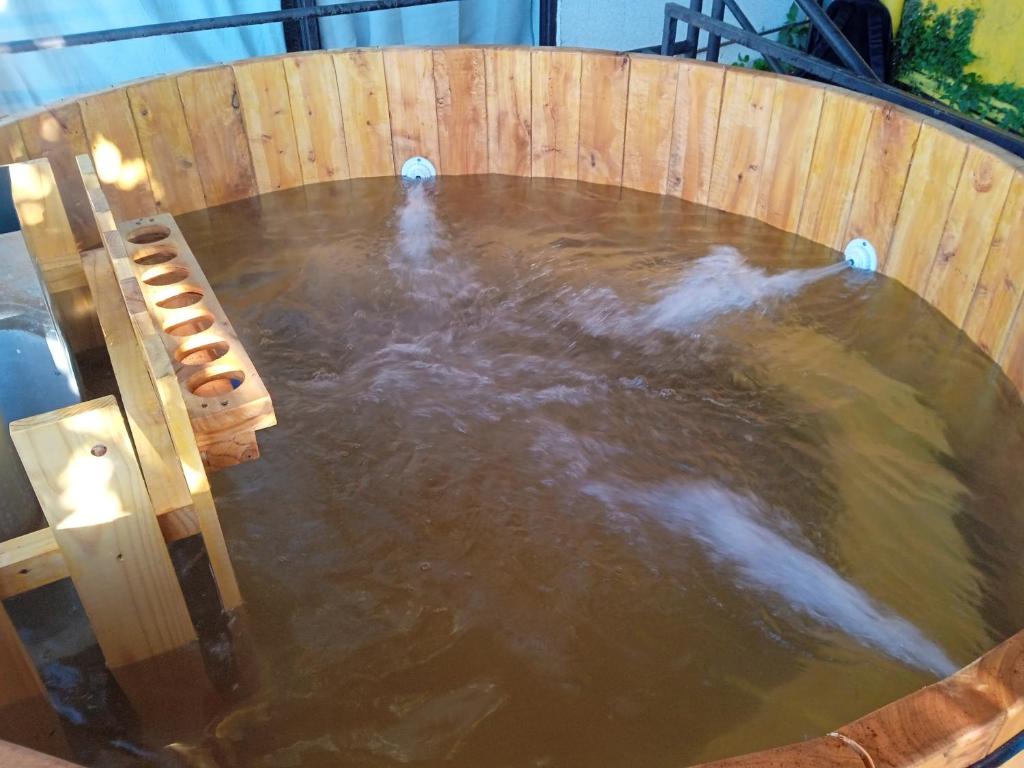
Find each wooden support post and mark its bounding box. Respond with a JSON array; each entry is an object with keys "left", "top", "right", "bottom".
[
  {"left": 9, "top": 397, "right": 197, "bottom": 668},
  {"left": 0, "top": 603, "right": 43, "bottom": 709}
]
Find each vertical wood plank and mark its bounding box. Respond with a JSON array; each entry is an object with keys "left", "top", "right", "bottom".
[
  {"left": 79, "top": 89, "right": 158, "bottom": 220},
  {"left": 884, "top": 122, "right": 969, "bottom": 292},
  {"left": 433, "top": 48, "right": 488, "bottom": 175},
  {"left": 756, "top": 78, "right": 824, "bottom": 231},
  {"left": 667, "top": 62, "right": 725, "bottom": 205},
  {"left": 707, "top": 69, "right": 776, "bottom": 217},
  {"left": 578, "top": 52, "right": 629, "bottom": 188},
  {"left": 797, "top": 90, "right": 875, "bottom": 249},
  {"left": 10, "top": 397, "right": 197, "bottom": 668},
  {"left": 622, "top": 56, "right": 678, "bottom": 195},
  {"left": 177, "top": 67, "right": 258, "bottom": 206},
  {"left": 10, "top": 159, "right": 78, "bottom": 283},
  {"left": 923, "top": 146, "right": 1015, "bottom": 326},
  {"left": 127, "top": 78, "right": 207, "bottom": 215},
  {"left": 844, "top": 105, "right": 922, "bottom": 269},
  {"left": 0, "top": 122, "right": 27, "bottom": 164},
  {"left": 81, "top": 249, "right": 193, "bottom": 516},
  {"left": 284, "top": 54, "right": 350, "bottom": 184},
  {"left": 484, "top": 48, "right": 531, "bottom": 176},
  {"left": 19, "top": 103, "right": 99, "bottom": 250},
  {"left": 963, "top": 171, "right": 1024, "bottom": 357},
  {"left": 531, "top": 49, "right": 582, "bottom": 180},
  {"left": 233, "top": 59, "right": 303, "bottom": 194},
  {"left": 383, "top": 48, "right": 441, "bottom": 174},
  {"left": 334, "top": 49, "right": 395, "bottom": 178},
  {"left": 0, "top": 604, "right": 43, "bottom": 708}
]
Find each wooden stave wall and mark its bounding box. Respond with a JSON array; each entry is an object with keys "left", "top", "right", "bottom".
[{"left": 2, "top": 46, "right": 1024, "bottom": 768}]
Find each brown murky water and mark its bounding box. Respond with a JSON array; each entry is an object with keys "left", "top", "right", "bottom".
[{"left": 23, "top": 177, "right": 1024, "bottom": 766}]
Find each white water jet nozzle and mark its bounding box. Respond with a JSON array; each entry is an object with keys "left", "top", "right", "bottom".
[
  {"left": 401, "top": 156, "right": 437, "bottom": 181},
  {"left": 844, "top": 239, "right": 877, "bottom": 272}
]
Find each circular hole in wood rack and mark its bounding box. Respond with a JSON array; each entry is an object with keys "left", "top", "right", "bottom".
[
  {"left": 143, "top": 264, "right": 190, "bottom": 287},
  {"left": 127, "top": 224, "right": 171, "bottom": 244},
  {"left": 164, "top": 313, "right": 215, "bottom": 337},
  {"left": 157, "top": 289, "right": 204, "bottom": 309},
  {"left": 177, "top": 339, "right": 230, "bottom": 366},
  {"left": 134, "top": 245, "right": 178, "bottom": 266},
  {"left": 188, "top": 369, "right": 246, "bottom": 398}
]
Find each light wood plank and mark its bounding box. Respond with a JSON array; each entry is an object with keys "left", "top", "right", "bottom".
[
  {"left": 78, "top": 89, "right": 158, "bottom": 220},
  {"left": 105, "top": 235, "right": 243, "bottom": 611},
  {"left": 0, "top": 122, "right": 27, "bottom": 164},
  {"left": 844, "top": 104, "right": 922, "bottom": 269},
  {"left": 0, "top": 604, "right": 43, "bottom": 708},
  {"left": 18, "top": 103, "right": 99, "bottom": 251},
  {"left": 622, "top": 56, "right": 678, "bottom": 195},
  {"left": 578, "top": 52, "right": 628, "bottom": 187},
  {"left": 10, "top": 159, "right": 79, "bottom": 289},
  {"left": 284, "top": 54, "right": 350, "bottom": 184},
  {"left": 797, "top": 90, "right": 875, "bottom": 249},
  {"left": 667, "top": 62, "right": 725, "bottom": 205},
  {"left": 177, "top": 67, "right": 258, "bottom": 206},
  {"left": 963, "top": 171, "right": 1024, "bottom": 357},
  {"left": 233, "top": 59, "right": 303, "bottom": 194},
  {"left": 756, "top": 77, "right": 824, "bottom": 232},
  {"left": 708, "top": 69, "right": 776, "bottom": 217},
  {"left": 484, "top": 48, "right": 531, "bottom": 176},
  {"left": 82, "top": 248, "right": 193, "bottom": 514},
  {"left": 127, "top": 78, "right": 206, "bottom": 215},
  {"left": 334, "top": 49, "right": 394, "bottom": 178},
  {"left": 923, "top": 145, "right": 1015, "bottom": 326},
  {"left": 383, "top": 48, "right": 441, "bottom": 174},
  {"left": 0, "top": 528, "right": 69, "bottom": 600},
  {"left": 433, "top": 48, "right": 488, "bottom": 175},
  {"left": 884, "top": 121, "right": 969, "bottom": 293},
  {"left": 10, "top": 397, "right": 198, "bottom": 668},
  {"left": 531, "top": 49, "right": 582, "bottom": 180}
]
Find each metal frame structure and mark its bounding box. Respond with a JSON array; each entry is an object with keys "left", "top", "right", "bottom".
[{"left": 660, "top": 1, "right": 1024, "bottom": 157}]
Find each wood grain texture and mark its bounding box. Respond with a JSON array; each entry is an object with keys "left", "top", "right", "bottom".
[
  {"left": 707, "top": 69, "right": 776, "bottom": 217},
  {"left": 667, "top": 63, "right": 725, "bottom": 205},
  {"left": 18, "top": 103, "right": 99, "bottom": 251},
  {"left": 284, "top": 55, "right": 350, "bottom": 184},
  {"left": 756, "top": 78, "right": 824, "bottom": 231},
  {"left": 127, "top": 78, "right": 206, "bottom": 215},
  {"left": 0, "top": 604, "right": 43, "bottom": 708},
  {"left": 233, "top": 59, "right": 303, "bottom": 193},
  {"left": 845, "top": 104, "right": 922, "bottom": 269},
  {"left": 81, "top": 245, "right": 193, "bottom": 515},
  {"left": 691, "top": 735, "right": 865, "bottom": 768},
  {"left": 0, "top": 528, "right": 69, "bottom": 601},
  {"left": 797, "top": 90, "right": 875, "bottom": 250},
  {"left": 923, "top": 145, "right": 1015, "bottom": 326},
  {"left": 0, "top": 121, "right": 27, "bottom": 164},
  {"left": 433, "top": 47, "right": 488, "bottom": 176},
  {"left": 177, "top": 67, "right": 258, "bottom": 206},
  {"left": 484, "top": 48, "right": 531, "bottom": 176},
  {"left": 10, "top": 397, "right": 197, "bottom": 668},
  {"left": 578, "top": 52, "right": 628, "bottom": 187},
  {"left": 622, "top": 56, "right": 678, "bottom": 195},
  {"left": 106, "top": 233, "right": 243, "bottom": 611},
  {"left": 78, "top": 89, "right": 158, "bottom": 220},
  {"left": 383, "top": 48, "right": 441, "bottom": 173},
  {"left": 963, "top": 171, "right": 1024, "bottom": 357},
  {"left": 531, "top": 49, "right": 582, "bottom": 180},
  {"left": 334, "top": 49, "right": 394, "bottom": 178},
  {"left": 10, "top": 159, "right": 78, "bottom": 290},
  {"left": 885, "top": 121, "right": 969, "bottom": 293}
]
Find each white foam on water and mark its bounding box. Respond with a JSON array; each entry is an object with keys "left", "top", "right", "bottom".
[
  {"left": 645, "top": 246, "right": 848, "bottom": 331},
  {"left": 585, "top": 480, "right": 958, "bottom": 677},
  {"left": 396, "top": 182, "right": 442, "bottom": 263}
]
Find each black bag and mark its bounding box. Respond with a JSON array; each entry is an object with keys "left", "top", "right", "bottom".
[{"left": 806, "top": 0, "right": 894, "bottom": 82}]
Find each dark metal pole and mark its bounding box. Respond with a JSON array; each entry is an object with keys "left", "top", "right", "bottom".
[
  {"left": 791, "top": 0, "right": 880, "bottom": 81},
  {"left": 718, "top": 0, "right": 784, "bottom": 73},
  {"left": 0, "top": 0, "right": 454, "bottom": 54},
  {"left": 661, "top": 2, "right": 1024, "bottom": 157},
  {"left": 281, "top": 0, "right": 322, "bottom": 52},
  {"left": 539, "top": 0, "right": 558, "bottom": 46},
  {"left": 705, "top": 0, "right": 726, "bottom": 63},
  {"left": 682, "top": 0, "right": 704, "bottom": 59}
]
